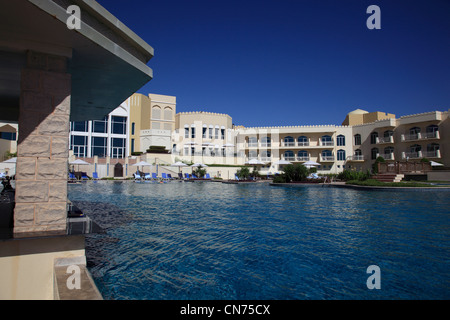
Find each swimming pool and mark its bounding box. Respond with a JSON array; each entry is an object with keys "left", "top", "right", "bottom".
[{"left": 68, "top": 181, "right": 450, "bottom": 300}]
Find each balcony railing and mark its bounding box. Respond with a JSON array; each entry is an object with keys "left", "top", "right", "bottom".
[
  {"left": 376, "top": 136, "right": 394, "bottom": 144},
  {"left": 423, "top": 150, "right": 441, "bottom": 158},
  {"left": 320, "top": 156, "right": 335, "bottom": 162},
  {"left": 401, "top": 131, "right": 440, "bottom": 142},
  {"left": 320, "top": 141, "right": 334, "bottom": 147},
  {"left": 402, "top": 151, "right": 422, "bottom": 159},
  {"left": 346, "top": 155, "right": 364, "bottom": 161},
  {"left": 379, "top": 153, "right": 395, "bottom": 160}
]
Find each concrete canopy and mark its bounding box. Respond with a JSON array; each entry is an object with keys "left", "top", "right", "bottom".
[{"left": 0, "top": 0, "right": 154, "bottom": 122}]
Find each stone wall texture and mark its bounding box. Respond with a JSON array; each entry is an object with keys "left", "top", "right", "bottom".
[{"left": 14, "top": 51, "right": 71, "bottom": 234}]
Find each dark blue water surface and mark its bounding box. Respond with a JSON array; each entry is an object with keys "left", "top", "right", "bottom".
[{"left": 68, "top": 181, "right": 450, "bottom": 300}]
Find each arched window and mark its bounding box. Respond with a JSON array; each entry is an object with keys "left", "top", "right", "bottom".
[
  {"left": 152, "top": 106, "right": 161, "bottom": 119},
  {"left": 384, "top": 130, "right": 394, "bottom": 138},
  {"left": 248, "top": 137, "right": 257, "bottom": 147},
  {"left": 384, "top": 146, "right": 394, "bottom": 154},
  {"left": 371, "top": 147, "right": 379, "bottom": 160},
  {"left": 297, "top": 150, "right": 308, "bottom": 161},
  {"left": 410, "top": 144, "right": 421, "bottom": 153},
  {"left": 337, "top": 149, "right": 346, "bottom": 161},
  {"left": 321, "top": 150, "right": 333, "bottom": 161},
  {"left": 427, "top": 143, "right": 439, "bottom": 152},
  {"left": 298, "top": 136, "right": 308, "bottom": 146},
  {"left": 370, "top": 132, "right": 378, "bottom": 144},
  {"left": 284, "top": 136, "right": 294, "bottom": 146},
  {"left": 354, "top": 134, "right": 361, "bottom": 145},
  {"left": 261, "top": 136, "right": 271, "bottom": 147},
  {"left": 355, "top": 149, "right": 362, "bottom": 156},
  {"left": 164, "top": 107, "right": 173, "bottom": 120},
  {"left": 321, "top": 135, "right": 333, "bottom": 146},
  {"left": 284, "top": 150, "right": 295, "bottom": 161},
  {"left": 426, "top": 125, "right": 439, "bottom": 138},
  {"left": 261, "top": 150, "right": 271, "bottom": 161},
  {"left": 248, "top": 150, "right": 257, "bottom": 159},
  {"left": 337, "top": 135, "right": 345, "bottom": 146}
]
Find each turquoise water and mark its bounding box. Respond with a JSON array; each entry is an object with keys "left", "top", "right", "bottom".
[{"left": 68, "top": 181, "right": 450, "bottom": 300}]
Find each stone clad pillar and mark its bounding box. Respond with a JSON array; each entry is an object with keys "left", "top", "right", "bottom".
[{"left": 14, "top": 51, "right": 71, "bottom": 234}]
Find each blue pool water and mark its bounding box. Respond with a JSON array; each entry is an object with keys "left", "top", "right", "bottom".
[{"left": 68, "top": 181, "right": 450, "bottom": 300}]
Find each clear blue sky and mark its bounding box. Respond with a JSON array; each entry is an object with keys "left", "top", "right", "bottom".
[{"left": 97, "top": 0, "right": 450, "bottom": 127}]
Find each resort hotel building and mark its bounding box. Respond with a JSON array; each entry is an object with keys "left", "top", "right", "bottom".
[{"left": 61, "top": 93, "right": 450, "bottom": 178}]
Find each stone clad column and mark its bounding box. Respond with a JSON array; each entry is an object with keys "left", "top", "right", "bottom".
[{"left": 14, "top": 51, "right": 71, "bottom": 234}]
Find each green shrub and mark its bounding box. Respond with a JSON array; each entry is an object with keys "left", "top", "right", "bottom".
[
  {"left": 282, "top": 164, "right": 308, "bottom": 182},
  {"left": 236, "top": 167, "right": 250, "bottom": 180},
  {"left": 337, "top": 170, "right": 371, "bottom": 181}
]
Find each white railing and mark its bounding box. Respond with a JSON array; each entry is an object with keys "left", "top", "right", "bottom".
[
  {"left": 321, "top": 156, "right": 334, "bottom": 162},
  {"left": 423, "top": 150, "right": 441, "bottom": 158},
  {"left": 347, "top": 155, "right": 364, "bottom": 161},
  {"left": 376, "top": 136, "right": 394, "bottom": 144},
  {"left": 379, "top": 153, "right": 394, "bottom": 160},
  {"left": 402, "top": 151, "right": 422, "bottom": 159},
  {"left": 297, "top": 156, "right": 310, "bottom": 162},
  {"left": 320, "top": 141, "right": 334, "bottom": 147},
  {"left": 401, "top": 131, "right": 440, "bottom": 142}
]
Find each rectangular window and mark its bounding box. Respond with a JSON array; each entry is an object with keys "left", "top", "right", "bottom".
[
  {"left": 71, "top": 135, "right": 87, "bottom": 157},
  {"left": 111, "top": 116, "right": 126, "bottom": 135},
  {"left": 131, "top": 122, "right": 135, "bottom": 135},
  {"left": 221, "top": 129, "right": 225, "bottom": 140},
  {"left": 72, "top": 121, "right": 88, "bottom": 132},
  {"left": 91, "top": 137, "right": 107, "bottom": 157},
  {"left": 185, "top": 128, "right": 189, "bottom": 138},
  {"left": 131, "top": 138, "right": 135, "bottom": 153},
  {"left": 209, "top": 128, "right": 213, "bottom": 139},
  {"left": 203, "top": 127, "right": 207, "bottom": 139},
  {"left": 93, "top": 117, "right": 107, "bottom": 134},
  {"left": 215, "top": 128, "right": 219, "bottom": 139},
  {"left": 191, "top": 127, "right": 195, "bottom": 139}
]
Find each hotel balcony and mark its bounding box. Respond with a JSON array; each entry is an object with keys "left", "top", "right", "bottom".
[
  {"left": 401, "top": 131, "right": 440, "bottom": 142},
  {"left": 376, "top": 136, "right": 394, "bottom": 144},
  {"left": 279, "top": 141, "right": 332, "bottom": 148},
  {"left": 346, "top": 155, "right": 364, "bottom": 161},
  {"left": 401, "top": 151, "right": 438, "bottom": 160},
  {"left": 320, "top": 155, "right": 335, "bottom": 162},
  {"left": 378, "top": 153, "right": 395, "bottom": 160},
  {"left": 281, "top": 156, "right": 311, "bottom": 162}
]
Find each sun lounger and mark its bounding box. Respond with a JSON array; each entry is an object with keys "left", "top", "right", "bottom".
[
  {"left": 144, "top": 173, "right": 151, "bottom": 180},
  {"left": 81, "top": 172, "right": 89, "bottom": 180},
  {"left": 168, "top": 174, "right": 173, "bottom": 180},
  {"left": 92, "top": 172, "right": 99, "bottom": 180},
  {"left": 134, "top": 172, "right": 142, "bottom": 180},
  {"left": 162, "top": 173, "right": 168, "bottom": 180},
  {"left": 235, "top": 174, "right": 240, "bottom": 181},
  {"left": 68, "top": 172, "right": 76, "bottom": 180},
  {"left": 184, "top": 173, "right": 190, "bottom": 179},
  {"left": 205, "top": 173, "right": 211, "bottom": 179},
  {"left": 152, "top": 173, "right": 158, "bottom": 180}
]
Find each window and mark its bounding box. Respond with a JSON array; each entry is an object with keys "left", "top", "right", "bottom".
[
  {"left": 426, "top": 125, "right": 439, "bottom": 138},
  {"left": 297, "top": 150, "right": 308, "bottom": 161},
  {"left": 298, "top": 136, "right": 308, "bottom": 146},
  {"left": 261, "top": 136, "right": 271, "bottom": 147},
  {"left": 371, "top": 148, "right": 379, "bottom": 160},
  {"left": 164, "top": 107, "right": 172, "bottom": 120},
  {"left": 321, "top": 135, "right": 333, "bottom": 146},
  {"left": 221, "top": 129, "right": 225, "bottom": 140},
  {"left": 322, "top": 150, "right": 332, "bottom": 158},
  {"left": 284, "top": 136, "right": 294, "bottom": 146},
  {"left": 337, "top": 135, "right": 345, "bottom": 146},
  {"left": 384, "top": 130, "right": 394, "bottom": 138},
  {"left": 209, "top": 127, "right": 213, "bottom": 139},
  {"left": 191, "top": 127, "right": 196, "bottom": 139},
  {"left": 370, "top": 132, "right": 378, "bottom": 144},
  {"left": 72, "top": 121, "right": 88, "bottom": 132},
  {"left": 131, "top": 122, "right": 135, "bottom": 135},
  {"left": 152, "top": 122, "right": 160, "bottom": 130},
  {"left": 284, "top": 150, "right": 294, "bottom": 160},
  {"left": 248, "top": 137, "right": 257, "bottom": 147},
  {"left": 131, "top": 139, "right": 135, "bottom": 153},
  {"left": 152, "top": 106, "right": 161, "bottom": 119},
  {"left": 215, "top": 128, "right": 219, "bottom": 139},
  {"left": 184, "top": 127, "right": 189, "bottom": 138},
  {"left": 111, "top": 116, "right": 126, "bottom": 135},
  {"left": 71, "top": 135, "right": 87, "bottom": 157},
  {"left": 93, "top": 117, "right": 107, "bottom": 133},
  {"left": 384, "top": 146, "right": 394, "bottom": 154},
  {"left": 91, "top": 137, "right": 107, "bottom": 157},
  {"left": 355, "top": 149, "right": 362, "bottom": 156},
  {"left": 337, "top": 149, "right": 346, "bottom": 161},
  {"left": 409, "top": 127, "right": 421, "bottom": 135},
  {"left": 261, "top": 150, "right": 271, "bottom": 161},
  {"left": 202, "top": 127, "right": 207, "bottom": 139},
  {"left": 410, "top": 144, "right": 421, "bottom": 153},
  {"left": 354, "top": 134, "right": 361, "bottom": 146},
  {"left": 248, "top": 150, "right": 257, "bottom": 159},
  {"left": 427, "top": 143, "right": 439, "bottom": 152},
  {"left": 0, "top": 132, "right": 16, "bottom": 141},
  {"left": 111, "top": 138, "right": 126, "bottom": 158}
]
